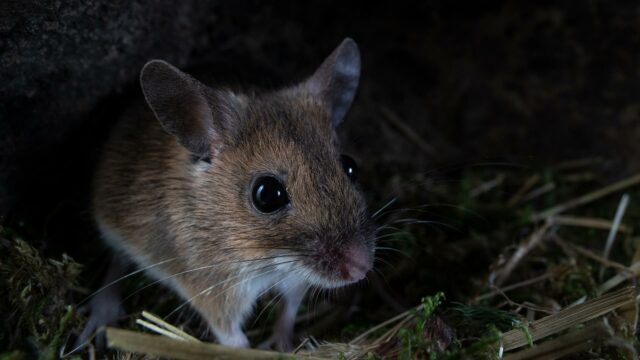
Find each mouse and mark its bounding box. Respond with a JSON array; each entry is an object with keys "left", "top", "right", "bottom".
[{"left": 80, "top": 38, "right": 375, "bottom": 351}]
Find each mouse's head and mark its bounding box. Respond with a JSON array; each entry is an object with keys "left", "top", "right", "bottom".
[{"left": 140, "top": 38, "right": 375, "bottom": 288}]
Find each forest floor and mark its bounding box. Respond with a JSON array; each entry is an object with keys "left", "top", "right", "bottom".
[
  {"left": 3, "top": 2, "right": 640, "bottom": 359},
  {"left": 2, "top": 157, "right": 639, "bottom": 359}
]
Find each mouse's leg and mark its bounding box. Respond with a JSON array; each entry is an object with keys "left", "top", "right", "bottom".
[
  {"left": 258, "top": 280, "right": 306, "bottom": 352},
  {"left": 186, "top": 280, "right": 253, "bottom": 348},
  {"left": 76, "top": 255, "right": 129, "bottom": 349},
  {"left": 212, "top": 322, "right": 250, "bottom": 348}
]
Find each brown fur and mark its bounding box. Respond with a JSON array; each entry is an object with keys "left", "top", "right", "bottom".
[{"left": 92, "top": 39, "right": 374, "bottom": 346}]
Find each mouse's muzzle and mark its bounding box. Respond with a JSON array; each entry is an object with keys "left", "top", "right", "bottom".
[
  {"left": 339, "top": 243, "right": 373, "bottom": 282},
  {"left": 303, "top": 230, "right": 375, "bottom": 288}
]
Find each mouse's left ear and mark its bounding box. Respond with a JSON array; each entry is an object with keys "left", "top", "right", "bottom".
[
  {"left": 304, "top": 38, "right": 361, "bottom": 128},
  {"left": 140, "top": 60, "right": 216, "bottom": 161}
]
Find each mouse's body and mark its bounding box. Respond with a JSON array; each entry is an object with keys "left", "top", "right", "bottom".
[{"left": 85, "top": 39, "right": 375, "bottom": 350}]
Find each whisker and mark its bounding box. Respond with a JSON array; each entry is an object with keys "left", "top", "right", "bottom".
[
  {"left": 414, "top": 203, "right": 486, "bottom": 220},
  {"left": 121, "top": 254, "right": 307, "bottom": 302},
  {"left": 374, "top": 246, "right": 411, "bottom": 258},
  {"left": 310, "top": 285, "right": 320, "bottom": 316},
  {"left": 372, "top": 266, "right": 389, "bottom": 284},
  {"left": 391, "top": 218, "right": 461, "bottom": 232},
  {"left": 371, "top": 197, "right": 398, "bottom": 219},
  {"left": 375, "top": 225, "right": 403, "bottom": 233},
  {"left": 80, "top": 257, "right": 178, "bottom": 304},
  {"left": 374, "top": 209, "right": 414, "bottom": 220},
  {"left": 251, "top": 275, "right": 291, "bottom": 328},
  {"left": 165, "top": 260, "right": 299, "bottom": 320},
  {"left": 375, "top": 203, "right": 484, "bottom": 221},
  {"left": 374, "top": 257, "right": 400, "bottom": 274},
  {"left": 375, "top": 232, "right": 410, "bottom": 240}
]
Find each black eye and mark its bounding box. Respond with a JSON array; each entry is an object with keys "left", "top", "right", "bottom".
[
  {"left": 251, "top": 176, "right": 290, "bottom": 213},
  {"left": 340, "top": 155, "right": 358, "bottom": 181}
]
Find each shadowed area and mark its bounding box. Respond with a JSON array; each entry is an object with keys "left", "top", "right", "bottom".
[{"left": 1, "top": 1, "right": 640, "bottom": 358}]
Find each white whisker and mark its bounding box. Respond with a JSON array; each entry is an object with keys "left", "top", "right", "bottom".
[
  {"left": 371, "top": 197, "right": 398, "bottom": 219},
  {"left": 81, "top": 257, "right": 178, "bottom": 304},
  {"left": 165, "top": 260, "right": 299, "bottom": 319}
]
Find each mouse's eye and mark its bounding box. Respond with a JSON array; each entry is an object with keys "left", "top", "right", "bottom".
[
  {"left": 340, "top": 155, "right": 358, "bottom": 182},
  {"left": 252, "top": 176, "right": 290, "bottom": 213}
]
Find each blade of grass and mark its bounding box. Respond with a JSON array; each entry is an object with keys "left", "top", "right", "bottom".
[
  {"left": 501, "top": 286, "right": 637, "bottom": 351},
  {"left": 597, "top": 261, "right": 640, "bottom": 294},
  {"left": 349, "top": 305, "right": 423, "bottom": 345},
  {"left": 140, "top": 311, "right": 200, "bottom": 342},
  {"left": 507, "top": 174, "right": 541, "bottom": 207},
  {"left": 476, "top": 273, "right": 554, "bottom": 302},
  {"left": 530, "top": 173, "right": 640, "bottom": 222},
  {"left": 470, "top": 174, "right": 505, "bottom": 198},
  {"left": 599, "top": 194, "right": 630, "bottom": 280},
  {"left": 553, "top": 215, "right": 631, "bottom": 234},
  {"left": 135, "top": 319, "right": 189, "bottom": 342},
  {"left": 503, "top": 320, "right": 613, "bottom": 360},
  {"left": 519, "top": 182, "right": 556, "bottom": 205},
  {"left": 106, "top": 327, "right": 323, "bottom": 360},
  {"left": 555, "top": 157, "right": 604, "bottom": 170},
  {"left": 553, "top": 237, "right": 632, "bottom": 275},
  {"left": 493, "top": 220, "right": 553, "bottom": 286}
]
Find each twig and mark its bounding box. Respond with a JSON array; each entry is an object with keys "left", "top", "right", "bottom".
[
  {"left": 140, "top": 311, "right": 200, "bottom": 342},
  {"left": 507, "top": 174, "right": 541, "bottom": 207},
  {"left": 136, "top": 319, "right": 189, "bottom": 342},
  {"left": 501, "top": 287, "right": 637, "bottom": 351},
  {"left": 597, "top": 261, "right": 640, "bottom": 294},
  {"left": 470, "top": 174, "right": 505, "bottom": 198},
  {"left": 599, "top": 194, "right": 630, "bottom": 280},
  {"left": 376, "top": 314, "right": 415, "bottom": 344},
  {"left": 553, "top": 215, "right": 630, "bottom": 234},
  {"left": 503, "top": 320, "right": 613, "bottom": 360},
  {"left": 494, "top": 288, "right": 555, "bottom": 315},
  {"left": 349, "top": 304, "right": 423, "bottom": 345},
  {"left": 106, "top": 327, "right": 324, "bottom": 360},
  {"left": 493, "top": 221, "right": 553, "bottom": 286},
  {"left": 555, "top": 157, "right": 604, "bottom": 170},
  {"left": 476, "top": 273, "right": 554, "bottom": 302},
  {"left": 553, "top": 238, "right": 632, "bottom": 275},
  {"left": 519, "top": 183, "right": 556, "bottom": 205},
  {"left": 530, "top": 173, "right": 640, "bottom": 222},
  {"left": 561, "top": 172, "right": 596, "bottom": 183}
]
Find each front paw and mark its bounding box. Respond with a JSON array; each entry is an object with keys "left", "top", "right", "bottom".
[
  {"left": 217, "top": 331, "right": 250, "bottom": 348},
  {"left": 75, "top": 294, "right": 125, "bottom": 350}
]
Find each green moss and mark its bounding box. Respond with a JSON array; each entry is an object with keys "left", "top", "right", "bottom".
[
  {"left": 448, "top": 302, "right": 520, "bottom": 333},
  {"left": 0, "top": 351, "right": 26, "bottom": 360},
  {"left": 0, "top": 235, "right": 82, "bottom": 357},
  {"left": 397, "top": 292, "right": 446, "bottom": 359}
]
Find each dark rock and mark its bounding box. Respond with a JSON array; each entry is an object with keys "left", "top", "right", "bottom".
[{"left": 0, "top": 0, "right": 210, "bottom": 211}]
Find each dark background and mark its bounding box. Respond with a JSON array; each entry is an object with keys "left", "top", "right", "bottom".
[{"left": 2, "top": 0, "right": 640, "bottom": 299}]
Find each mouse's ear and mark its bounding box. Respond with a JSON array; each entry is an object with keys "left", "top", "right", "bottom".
[
  {"left": 140, "top": 60, "right": 217, "bottom": 161},
  {"left": 304, "top": 38, "right": 361, "bottom": 128}
]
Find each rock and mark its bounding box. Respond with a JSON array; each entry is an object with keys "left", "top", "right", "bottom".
[{"left": 0, "top": 0, "right": 210, "bottom": 212}]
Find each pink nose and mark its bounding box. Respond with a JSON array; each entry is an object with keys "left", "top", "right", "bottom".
[{"left": 340, "top": 244, "right": 372, "bottom": 281}]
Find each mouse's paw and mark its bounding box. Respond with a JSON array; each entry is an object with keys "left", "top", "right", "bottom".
[
  {"left": 217, "top": 330, "right": 250, "bottom": 348},
  {"left": 75, "top": 293, "right": 125, "bottom": 350},
  {"left": 258, "top": 332, "right": 294, "bottom": 352}
]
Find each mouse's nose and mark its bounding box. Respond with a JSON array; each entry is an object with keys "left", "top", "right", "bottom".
[{"left": 340, "top": 244, "right": 372, "bottom": 281}]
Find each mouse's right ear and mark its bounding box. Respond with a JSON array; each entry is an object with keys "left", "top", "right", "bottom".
[
  {"left": 140, "top": 60, "right": 218, "bottom": 162},
  {"left": 304, "top": 38, "right": 361, "bottom": 128}
]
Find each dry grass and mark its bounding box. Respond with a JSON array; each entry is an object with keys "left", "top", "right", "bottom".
[
  {"left": 99, "top": 171, "right": 640, "bottom": 359},
  {"left": 3, "top": 163, "right": 640, "bottom": 359}
]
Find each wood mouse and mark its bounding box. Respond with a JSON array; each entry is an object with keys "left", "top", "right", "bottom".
[{"left": 81, "top": 38, "right": 375, "bottom": 351}]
